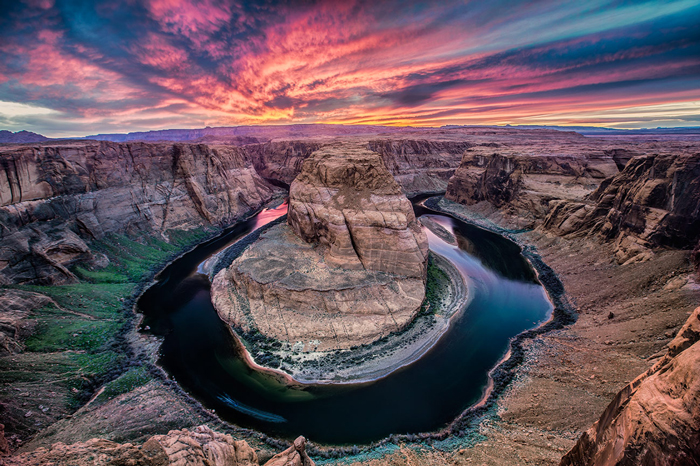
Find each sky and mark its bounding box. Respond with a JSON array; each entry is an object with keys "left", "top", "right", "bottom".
[{"left": 0, "top": 0, "right": 699, "bottom": 137}]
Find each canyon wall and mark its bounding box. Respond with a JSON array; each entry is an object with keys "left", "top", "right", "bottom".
[
  {"left": 560, "top": 307, "right": 700, "bottom": 466},
  {"left": 544, "top": 153, "right": 700, "bottom": 264},
  {"left": 244, "top": 141, "right": 322, "bottom": 186},
  {"left": 445, "top": 150, "right": 700, "bottom": 264},
  {"left": 367, "top": 139, "right": 473, "bottom": 195},
  {"left": 242, "top": 138, "right": 473, "bottom": 195},
  {"left": 445, "top": 150, "right": 619, "bottom": 226},
  {"left": 0, "top": 141, "right": 280, "bottom": 284}
]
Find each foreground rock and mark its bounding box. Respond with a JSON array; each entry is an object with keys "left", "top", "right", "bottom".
[
  {"left": 4, "top": 425, "right": 259, "bottom": 465},
  {"left": 560, "top": 306, "right": 700, "bottom": 465},
  {"left": 264, "top": 436, "right": 315, "bottom": 466},
  {"left": 213, "top": 145, "right": 428, "bottom": 351},
  {"left": 0, "top": 141, "right": 280, "bottom": 284}
]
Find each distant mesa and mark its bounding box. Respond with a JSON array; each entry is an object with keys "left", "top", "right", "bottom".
[
  {"left": 0, "top": 130, "right": 48, "bottom": 144},
  {"left": 212, "top": 144, "right": 429, "bottom": 351}
]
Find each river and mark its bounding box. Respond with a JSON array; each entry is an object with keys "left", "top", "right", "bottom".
[{"left": 138, "top": 197, "right": 552, "bottom": 445}]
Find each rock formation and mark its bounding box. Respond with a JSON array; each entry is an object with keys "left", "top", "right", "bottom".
[
  {"left": 2, "top": 426, "right": 320, "bottom": 466},
  {"left": 212, "top": 145, "right": 428, "bottom": 351},
  {"left": 287, "top": 146, "right": 428, "bottom": 276},
  {"left": 245, "top": 141, "right": 322, "bottom": 186},
  {"left": 243, "top": 138, "right": 472, "bottom": 195},
  {"left": 367, "top": 139, "right": 473, "bottom": 194},
  {"left": 0, "top": 141, "right": 280, "bottom": 284},
  {"left": 445, "top": 150, "right": 619, "bottom": 226},
  {"left": 3, "top": 425, "right": 260, "bottom": 465},
  {"left": 263, "top": 436, "right": 315, "bottom": 466},
  {"left": 544, "top": 154, "right": 700, "bottom": 264},
  {"left": 560, "top": 307, "right": 700, "bottom": 466}
]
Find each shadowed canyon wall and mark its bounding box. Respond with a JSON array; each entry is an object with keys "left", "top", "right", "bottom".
[{"left": 0, "top": 141, "right": 281, "bottom": 285}]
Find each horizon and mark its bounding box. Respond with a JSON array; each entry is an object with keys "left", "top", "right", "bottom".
[
  {"left": 4, "top": 122, "right": 700, "bottom": 141},
  {"left": 1, "top": 0, "right": 699, "bottom": 138}
]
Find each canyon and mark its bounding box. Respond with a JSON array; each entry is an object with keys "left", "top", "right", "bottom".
[{"left": 1, "top": 125, "right": 699, "bottom": 465}]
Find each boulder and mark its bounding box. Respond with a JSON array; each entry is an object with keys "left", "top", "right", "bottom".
[{"left": 263, "top": 436, "right": 314, "bottom": 466}]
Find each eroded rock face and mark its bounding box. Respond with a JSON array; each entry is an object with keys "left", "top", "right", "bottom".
[
  {"left": 212, "top": 224, "right": 426, "bottom": 350},
  {"left": 446, "top": 153, "right": 523, "bottom": 208},
  {"left": 245, "top": 141, "right": 322, "bottom": 186},
  {"left": 560, "top": 307, "right": 700, "bottom": 466},
  {"left": 0, "top": 141, "right": 280, "bottom": 284},
  {"left": 212, "top": 145, "right": 428, "bottom": 351},
  {"left": 288, "top": 146, "right": 428, "bottom": 277},
  {"left": 0, "top": 290, "right": 52, "bottom": 354},
  {"left": 544, "top": 154, "right": 700, "bottom": 264},
  {"left": 368, "top": 139, "right": 473, "bottom": 195},
  {"left": 4, "top": 425, "right": 259, "bottom": 466},
  {"left": 242, "top": 138, "right": 472, "bottom": 195},
  {"left": 444, "top": 151, "right": 619, "bottom": 228}
]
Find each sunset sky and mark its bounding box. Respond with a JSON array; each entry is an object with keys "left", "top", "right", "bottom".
[{"left": 1, "top": 0, "right": 699, "bottom": 137}]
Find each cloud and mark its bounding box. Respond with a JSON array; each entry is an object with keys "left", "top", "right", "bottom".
[{"left": 0, "top": 0, "right": 698, "bottom": 136}]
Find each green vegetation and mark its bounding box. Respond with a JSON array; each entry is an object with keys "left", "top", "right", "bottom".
[
  {"left": 75, "top": 230, "right": 210, "bottom": 283},
  {"left": 95, "top": 367, "right": 151, "bottom": 404},
  {"left": 421, "top": 254, "right": 451, "bottom": 315},
  {"left": 0, "top": 227, "right": 213, "bottom": 437}
]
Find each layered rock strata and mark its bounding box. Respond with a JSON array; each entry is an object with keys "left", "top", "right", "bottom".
[
  {"left": 212, "top": 146, "right": 428, "bottom": 351},
  {"left": 560, "top": 307, "right": 700, "bottom": 466},
  {"left": 0, "top": 141, "right": 279, "bottom": 284},
  {"left": 287, "top": 146, "right": 428, "bottom": 276},
  {"left": 445, "top": 151, "right": 619, "bottom": 218},
  {"left": 368, "top": 139, "right": 473, "bottom": 194},
  {"left": 544, "top": 154, "right": 700, "bottom": 264},
  {"left": 445, "top": 150, "right": 700, "bottom": 264},
  {"left": 244, "top": 141, "right": 322, "bottom": 186}
]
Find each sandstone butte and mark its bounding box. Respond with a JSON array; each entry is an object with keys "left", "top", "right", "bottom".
[{"left": 212, "top": 145, "right": 429, "bottom": 351}]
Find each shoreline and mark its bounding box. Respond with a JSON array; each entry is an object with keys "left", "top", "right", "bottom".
[{"left": 221, "top": 252, "right": 471, "bottom": 386}]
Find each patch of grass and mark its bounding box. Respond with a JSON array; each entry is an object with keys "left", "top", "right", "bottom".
[
  {"left": 75, "top": 229, "right": 210, "bottom": 284},
  {"left": 95, "top": 367, "right": 151, "bottom": 404},
  {"left": 22, "top": 283, "right": 134, "bottom": 318},
  {"left": 24, "top": 317, "right": 121, "bottom": 353},
  {"left": 0, "top": 224, "right": 222, "bottom": 442}
]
